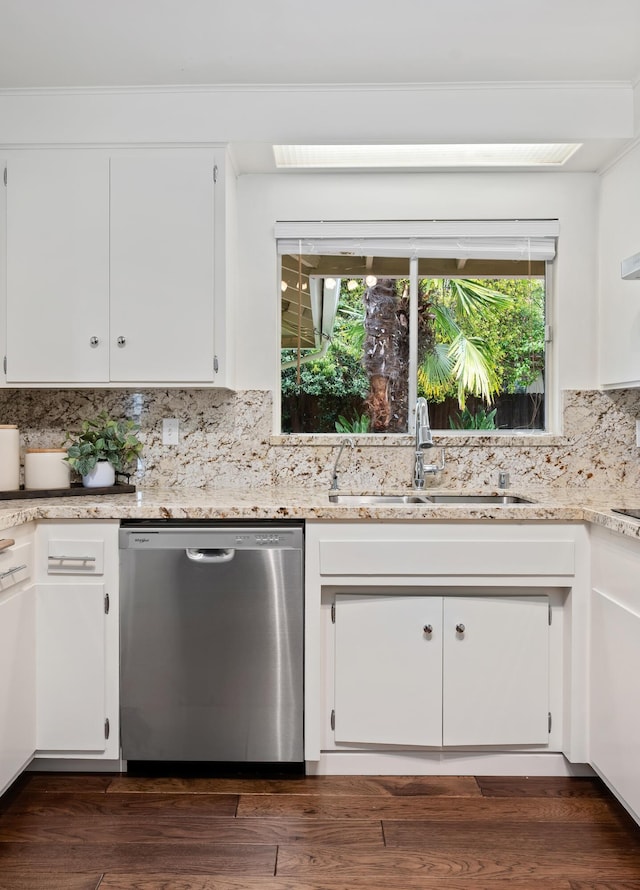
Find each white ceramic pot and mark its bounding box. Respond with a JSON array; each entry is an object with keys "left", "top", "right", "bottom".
[
  {"left": 25, "top": 448, "right": 71, "bottom": 490},
  {"left": 82, "top": 460, "right": 116, "bottom": 489}
]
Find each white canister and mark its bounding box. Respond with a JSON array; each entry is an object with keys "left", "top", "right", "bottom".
[
  {"left": 0, "top": 425, "right": 20, "bottom": 491},
  {"left": 24, "top": 448, "right": 71, "bottom": 490}
]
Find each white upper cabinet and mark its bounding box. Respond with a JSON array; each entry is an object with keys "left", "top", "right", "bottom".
[
  {"left": 4, "top": 148, "right": 231, "bottom": 387},
  {"left": 598, "top": 142, "right": 640, "bottom": 388},
  {"left": 6, "top": 151, "right": 110, "bottom": 383},
  {"left": 109, "top": 152, "right": 215, "bottom": 383}
]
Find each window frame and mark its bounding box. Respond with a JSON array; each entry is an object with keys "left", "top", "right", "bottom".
[{"left": 275, "top": 220, "right": 557, "bottom": 439}]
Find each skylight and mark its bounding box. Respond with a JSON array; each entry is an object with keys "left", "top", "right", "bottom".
[{"left": 273, "top": 143, "right": 582, "bottom": 169}]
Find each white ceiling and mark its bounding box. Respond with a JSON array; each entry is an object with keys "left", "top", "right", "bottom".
[
  {"left": 1, "top": 0, "right": 639, "bottom": 173},
  {"left": 2, "top": 0, "right": 640, "bottom": 88}
]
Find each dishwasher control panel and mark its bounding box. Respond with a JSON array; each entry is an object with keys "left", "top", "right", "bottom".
[
  {"left": 238, "top": 533, "right": 283, "bottom": 545},
  {"left": 119, "top": 522, "right": 304, "bottom": 551}
]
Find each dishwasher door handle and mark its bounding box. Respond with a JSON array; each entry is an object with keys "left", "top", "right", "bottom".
[{"left": 185, "top": 548, "right": 236, "bottom": 564}]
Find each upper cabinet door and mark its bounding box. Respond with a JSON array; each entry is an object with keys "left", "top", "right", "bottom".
[
  {"left": 109, "top": 152, "right": 216, "bottom": 383},
  {"left": 6, "top": 152, "right": 110, "bottom": 383}
]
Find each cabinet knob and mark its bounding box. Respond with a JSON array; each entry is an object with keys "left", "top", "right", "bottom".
[
  {"left": 89, "top": 336, "right": 99, "bottom": 347},
  {"left": 423, "top": 624, "right": 433, "bottom": 635},
  {"left": 117, "top": 336, "right": 126, "bottom": 347},
  {"left": 455, "top": 623, "right": 466, "bottom": 634}
]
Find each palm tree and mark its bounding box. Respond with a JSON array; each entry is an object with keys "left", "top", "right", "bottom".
[
  {"left": 361, "top": 277, "right": 512, "bottom": 431},
  {"left": 417, "top": 277, "right": 513, "bottom": 408}
]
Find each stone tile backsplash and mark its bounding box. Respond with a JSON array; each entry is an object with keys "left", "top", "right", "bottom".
[{"left": 0, "top": 388, "right": 638, "bottom": 491}]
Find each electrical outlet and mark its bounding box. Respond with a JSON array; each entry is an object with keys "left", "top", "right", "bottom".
[{"left": 162, "top": 418, "right": 179, "bottom": 446}]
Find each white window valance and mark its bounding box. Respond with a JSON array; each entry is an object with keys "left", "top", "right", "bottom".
[{"left": 275, "top": 219, "right": 559, "bottom": 261}]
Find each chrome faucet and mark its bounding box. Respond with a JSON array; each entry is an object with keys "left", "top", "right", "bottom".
[
  {"left": 330, "top": 437, "right": 354, "bottom": 490},
  {"left": 413, "top": 398, "right": 445, "bottom": 488},
  {"left": 415, "top": 397, "right": 433, "bottom": 449}
]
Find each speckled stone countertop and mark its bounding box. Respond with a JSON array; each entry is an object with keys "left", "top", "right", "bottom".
[{"left": 1, "top": 485, "right": 639, "bottom": 541}]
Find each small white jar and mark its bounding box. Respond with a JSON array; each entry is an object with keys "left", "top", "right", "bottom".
[
  {"left": 0, "top": 425, "right": 20, "bottom": 491},
  {"left": 24, "top": 448, "right": 71, "bottom": 490}
]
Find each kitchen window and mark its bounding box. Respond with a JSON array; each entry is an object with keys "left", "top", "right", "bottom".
[{"left": 277, "top": 220, "right": 556, "bottom": 435}]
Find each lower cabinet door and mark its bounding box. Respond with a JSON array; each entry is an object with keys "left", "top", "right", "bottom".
[
  {"left": 590, "top": 590, "right": 640, "bottom": 819},
  {"left": 334, "top": 595, "right": 443, "bottom": 746},
  {"left": 333, "top": 593, "right": 549, "bottom": 749},
  {"left": 36, "top": 584, "right": 106, "bottom": 752},
  {"left": 0, "top": 587, "right": 36, "bottom": 794},
  {"left": 442, "top": 596, "right": 549, "bottom": 746}
]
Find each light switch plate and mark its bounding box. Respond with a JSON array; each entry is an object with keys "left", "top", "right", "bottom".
[{"left": 162, "top": 418, "right": 179, "bottom": 446}]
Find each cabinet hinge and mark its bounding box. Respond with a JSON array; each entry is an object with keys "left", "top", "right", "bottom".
[
  {"left": 548, "top": 712, "right": 552, "bottom": 733},
  {"left": 545, "top": 324, "right": 552, "bottom": 343},
  {"left": 104, "top": 592, "right": 110, "bottom": 615},
  {"left": 213, "top": 164, "right": 218, "bottom": 183},
  {"left": 3, "top": 356, "right": 6, "bottom": 375},
  {"left": 3, "top": 167, "right": 6, "bottom": 186},
  {"left": 213, "top": 355, "right": 219, "bottom": 374},
  {"left": 548, "top": 602, "right": 552, "bottom": 625},
  {"left": 105, "top": 717, "right": 110, "bottom": 740},
  {"left": 330, "top": 709, "right": 335, "bottom": 731},
  {"left": 331, "top": 603, "right": 336, "bottom": 624}
]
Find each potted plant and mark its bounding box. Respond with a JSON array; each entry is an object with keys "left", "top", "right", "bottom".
[{"left": 64, "top": 411, "right": 143, "bottom": 488}]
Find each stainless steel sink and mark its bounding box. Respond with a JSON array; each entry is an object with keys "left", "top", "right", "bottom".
[
  {"left": 611, "top": 508, "right": 640, "bottom": 520},
  {"left": 427, "top": 494, "right": 533, "bottom": 504},
  {"left": 328, "top": 493, "right": 534, "bottom": 505},
  {"left": 328, "top": 494, "right": 431, "bottom": 505}
]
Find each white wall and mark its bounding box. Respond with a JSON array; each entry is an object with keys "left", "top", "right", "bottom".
[
  {"left": 236, "top": 171, "right": 600, "bottom": 406},
  {"left": 598, "top": 142, "right": 640, "bottom": 387}
]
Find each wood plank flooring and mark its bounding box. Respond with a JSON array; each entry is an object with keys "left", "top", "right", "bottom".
[{"left": 0, "top": 772, "right": 639, "bottom": 889}]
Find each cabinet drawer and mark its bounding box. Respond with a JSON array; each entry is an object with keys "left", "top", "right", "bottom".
[
  {"left": 46, "top": 539, "right": 104, "bottom": 575},
  {"left": 0, "top": 538, "right": 32, "bottom": 591},
  {"left": 319, "top": 538, "right": 575, "bottom": 577}
]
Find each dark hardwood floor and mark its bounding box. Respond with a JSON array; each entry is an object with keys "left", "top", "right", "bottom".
[{"left": 0, "top": 772, "right": 639, "bottom": 889}]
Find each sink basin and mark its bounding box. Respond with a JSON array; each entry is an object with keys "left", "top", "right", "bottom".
[
  {"left": 328, "top": 493, "right": 534, "bottom": 506},
  {"left": 611, "top": 508, "right": 640, "bottom": 520},
  {"left": 328, "top": 494, "right": 430, "bottom": 505},
  {"left": 427, "top": 494, "right": 534, "bottom": 504}
]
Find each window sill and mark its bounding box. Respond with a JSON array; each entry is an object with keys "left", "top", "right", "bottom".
[{"left": 270, "top": 432, "right": 567, "bottom": 448}]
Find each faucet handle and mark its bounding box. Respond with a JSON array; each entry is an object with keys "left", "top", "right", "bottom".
[{"left": 423, "top": 447, "right": 446, "bottom": 475}]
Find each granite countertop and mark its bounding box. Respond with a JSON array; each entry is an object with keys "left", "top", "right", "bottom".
[{"left": 0, "top": 485, "right": 639, "bottom": 540}]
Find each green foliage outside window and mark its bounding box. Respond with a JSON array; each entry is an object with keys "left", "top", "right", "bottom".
[{"left": 281, "top": 274, "right": 545, "bottom": 433}]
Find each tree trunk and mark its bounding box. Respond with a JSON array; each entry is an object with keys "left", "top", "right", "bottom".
[{"left": 362, "top": 278, "right": 409, "bottom": 432}]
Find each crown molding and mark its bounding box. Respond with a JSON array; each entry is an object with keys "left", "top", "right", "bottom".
[{"left": 0, "top": 80, "right": 633, "bottom": 98}]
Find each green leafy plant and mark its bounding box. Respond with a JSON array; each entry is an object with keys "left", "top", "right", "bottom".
[
  {"left": 64, "top": 411, "right": 143, "bottom": 476},
  {"left": 335, "top": 413, "right": 370, "bottom": 434},
  {"left": 448, "top": 406, "right": 498, "bottom": 430}
]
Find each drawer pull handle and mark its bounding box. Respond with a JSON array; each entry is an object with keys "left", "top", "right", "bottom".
[
  {"left": 48, "top": 555, "right": 97, "bottom": 563},
  {"left": 0, "top": 564, "right": 27, "bottom": 580},
  {"left": 456, "top": 623, "right": 466, "bottom": 634},
  {"left": 423, "top": 624, "right": 433, "bottom": 635},
  {"left": 0, "top": 538, "right": 16, "bottom": 552}
]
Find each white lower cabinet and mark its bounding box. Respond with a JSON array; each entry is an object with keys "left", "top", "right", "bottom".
[
  {"left": 0, "top": 585, "right": 36, "bottom": 795},
  {"left": 306, "top": 521, "right": 589, "bottom": 771},
  {"left": 334, "top": 594, "right": 549, "bottom": 748},
  {"left": 34, "top": 521, "right": 119, "bottom": 760},
  {"left": 590, "top": 525, "right": 640, "bottom": 823},
  {"left": 0, "top": 522, "right": 36, "bottom": 795},
  {"left": 36, "top": 583, "right": 108, "bottom": 752}
]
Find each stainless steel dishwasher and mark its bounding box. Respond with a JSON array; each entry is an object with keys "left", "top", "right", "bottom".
[{"left": 119, "top": 521, "right": 304, "bottom": 765}]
